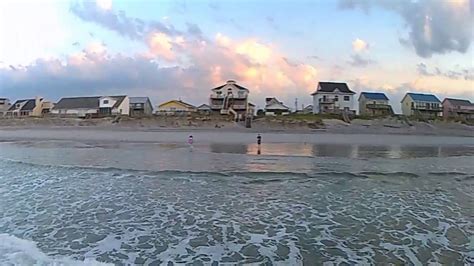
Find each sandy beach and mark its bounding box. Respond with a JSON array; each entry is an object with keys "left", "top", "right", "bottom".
[{"left": 0, "top": 116, "right": 473, "bottom": 138}]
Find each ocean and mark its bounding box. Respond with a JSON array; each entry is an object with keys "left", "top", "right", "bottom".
[{"left": 0, "top": 133, "right": 473, "bottom": 265}]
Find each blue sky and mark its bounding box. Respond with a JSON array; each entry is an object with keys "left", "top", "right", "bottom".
[{"left": 0, "top": 0, "right": 472, "bottom": 111}]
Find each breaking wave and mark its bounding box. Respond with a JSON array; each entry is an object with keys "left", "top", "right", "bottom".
[{"left": 0, "top": 234, "right": 111, "bottom": 266}]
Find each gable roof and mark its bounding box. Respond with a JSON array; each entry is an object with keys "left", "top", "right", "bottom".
[
  {"left": 303, "top": 105, "right": 313, "bottom": 110},
  {"left": 9, "top": 99, "right": 36, "bottom": 111},
  {"left": 311, "top": 82, "right": 355, "bottom": 95},
  {"left": 158, "top": 100, "right": 195, "bottom": 108},
  {"left": 265, "top": 98, "right": 290, "bottom": 110},
  {"left": 359, "top": 92, "right": 389, "bottom": 101},
  {"left": 442, "top": 98, "right": 472, "bottom": 106},
  {"left": 212, "top": 80, "right": 250, "bottom": 92},
  {"left": 130, "top": 97, "right": 150, "bottom": 104},
  {"left": 110, "top": 96, "right": 127, "bottom": 108},
  {"left": 197, "top": 104, "right": 211, "bottom": 110},
  {"left": 54, "top": 97, "right": 100, "bottom": 109},
  {"left": 405, "top": 93, "right": 441, "bottom": 103},
  {"left": 54, "top": 95, "right": 127, "bottom": 110},
  {"left": 265, "top": 102, "right": 290, "bottom": 111}
]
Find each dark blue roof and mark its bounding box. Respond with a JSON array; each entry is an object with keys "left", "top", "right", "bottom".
[
  {"left": 407, "top": 93, "right": 440, "bottom": 103},
  {"left": 360, "top": 92, "right": 389, "bottom": 100}
]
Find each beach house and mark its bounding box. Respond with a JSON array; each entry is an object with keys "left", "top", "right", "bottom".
[
  {"left": 197, "top": 104, "right": 212, "bottom": 115},
  {"left": 264, "top": 97, "right": 290, "bottom": 116},
  {"left": 6, "top": 97, "right": 52, "bottom": 117},
  {"left": 209, "top": 80, "right": 253, "bottom": 120},
  {"left": 129, "top": 97, "right": 153, "bottom": 117},
  {"left": 401, "top": 93, "right": 442, "bottom": 118},
  {"left": 311, "top": 82, "right": 356, "bottom": 114},
  {"left": 442, "top": 98, "right": 474, "bottom": 120},
  {"left": 156, "top": 100, "right": 196, "bottom": 115},
  {"left": 358, "top": 92, "right": 393, "bottom": 116},
  {"left": 52, "top": 96, "right": 130, "bottom": 117},
  {"left": 0, "top": 98, "right": 11, "bottom": 116}
]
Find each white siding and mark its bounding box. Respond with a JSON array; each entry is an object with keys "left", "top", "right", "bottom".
[
  {"left": 401, "top": 96, "right": 413, "bottom": 116},
  {"left": 99, "top": 97, "right": 117, "bottom": 108},
  {"left": 312, "top": 93, "right": 355, "bottom": 114},
  {"left": 113, "top": 96, "right": 130, "bottom": 116}
]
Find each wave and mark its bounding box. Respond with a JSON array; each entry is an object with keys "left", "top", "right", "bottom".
[
  {"left": 428, "top": 171, "right": 468, "bottom": 176},
  {"left": 0, "top": 157, "right": 444, "bottom": 182},
  {"left": 0, "top": 234, "right": 111, "bottom": 266}
]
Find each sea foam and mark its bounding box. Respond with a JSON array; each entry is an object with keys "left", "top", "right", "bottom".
[{"left": 0, "top": 234, "right": 111, "bottom": 266}]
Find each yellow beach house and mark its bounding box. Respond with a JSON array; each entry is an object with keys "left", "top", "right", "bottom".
[{"left": 156, "top": 100, "right": 196, "bottom": 115}]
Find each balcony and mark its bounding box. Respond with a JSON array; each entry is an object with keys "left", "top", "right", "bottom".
[
  {"left": 366, "top": 103, "right": 391, "bottom": 109},
  {"left": 319, "top": 98, "right": 336, "bottom": 104},
  {"left": 210, "top": 94, "right": 248, "bottom": 100},
  {"left": 210, "top": 104, "right": 223, "bottom": 109},
  {"left": 231, "top": 104, "right": 247, "bottom": 110},
  {"left": 412, "top": 106, "right": 442, "bottom": 112}
]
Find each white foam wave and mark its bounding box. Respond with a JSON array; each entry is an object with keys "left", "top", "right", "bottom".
[{"left": 0, "top": 234, "right": 111, "bottom": 266}]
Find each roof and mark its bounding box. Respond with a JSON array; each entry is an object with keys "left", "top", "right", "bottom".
[
  {"left": 9, "top": 99, "right": 36, "bottom": 111},
  {"left": 405, "top": 93, "right": 441, "bottom": 103},
  {"left": 443, "top": 98, "right": 472, "bottom": 106},
  {"left": 54, "top": 97, "right": 100, "bottom": 109},
  {"left": 197, "top": 104, "right": 211, "bottom": 110},
  {"left": 265, "top": 102, "right": 290, "bottom": 111},
  {"left": 360, "top": 92, "right": 389, "bottom": 101},
  {"left": 54, "top": 95, "right": 127, "bottom": 109},
  {"left": 158, "top": 100, "right": 195, "bottom": 108},
  {"left": 130, "top": 97, "right": 150, "bottom": 104},
  {"left": 212, "top": 80, "right": 250, "bottom": 92},
  {"left": 109, "top": 96, "right": 127, "bottom": 108},
  {"left": 303, "top": 105, "right": 313, "bottom": 110},
  {"left": 21, "top": 100, "right": 37, "bottom": 111},
  {"left": 311, "top": 82, "right": 355, "bottom": 95}
]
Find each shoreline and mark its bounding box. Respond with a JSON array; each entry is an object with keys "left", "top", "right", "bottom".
[{"left": 0, "top": 127, "right": 473, "bottom": 146}]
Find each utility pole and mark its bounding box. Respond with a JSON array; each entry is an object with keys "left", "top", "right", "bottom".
[{"left": 294, "top": 98, "right": 298, "bottom": 112}]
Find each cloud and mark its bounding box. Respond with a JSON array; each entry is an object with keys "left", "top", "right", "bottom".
[
  {"left": 70, "top": 0, "right": 179, "bottom": 40},
  {"left": 348, "top": 54, "right": 375, "bottom": 67},
  {"left": 147, "top": 33, "right": 175, "bottom": 61},
  {"left": 416, "top": 63, "right": 474, "bottom": 80},
  {"left": 352, "top": 38, "right": 369, "bottom": 52},
  {"left": 340, "top": 0, "right": 473, "bottom": 58},
  {"left": 96, "top": 0, "right": 112, "bottom": 10},
  {"left": 2, "top": 3, "right": 321, "bottom": 107}
]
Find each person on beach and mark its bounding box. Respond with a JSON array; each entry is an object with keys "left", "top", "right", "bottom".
[
  {"left": 257, "top": 134, "right": 262, "bottom": 155},
  {"left": 188, "top": 135, "right": 194, "bottom": 152}
]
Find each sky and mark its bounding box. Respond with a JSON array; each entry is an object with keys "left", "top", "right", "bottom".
[{"left": 0, "top": 0, "right": 473, "bottom": 112}]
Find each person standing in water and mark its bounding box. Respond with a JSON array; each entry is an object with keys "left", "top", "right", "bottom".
[
  {"left": 257, "top": 134, "right": 262, "bottom": 155},
  {"left": 188, "top": 135, "right": 194, "bottom": 152}
]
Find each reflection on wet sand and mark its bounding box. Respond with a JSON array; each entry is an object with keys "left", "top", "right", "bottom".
[{"left": 209, "top": 143, "right": 474, "bottom": 159}]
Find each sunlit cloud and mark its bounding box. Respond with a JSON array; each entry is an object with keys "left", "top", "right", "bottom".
[
  {"left": 96, "top": 0, "right": 112, "bottom": 10},
  {"left": 147, "top": 32, "right": 175, "bottom": 61},
  {"left": 352, "top": 38, "right": 369, "bottom": 52}
]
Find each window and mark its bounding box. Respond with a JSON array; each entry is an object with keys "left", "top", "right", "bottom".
[
  {"left": 344, "top": 96, "right": 350, "bottom": 101},
  {"left": 103, "top": 100, "right": 109, "bottom": 104},
  {"left": 322, "top": 96, "right": 326, "bottom": 102},
  {"left": 16, "top": 104, "right": 20, "bottom": 108},
  {"left": 334, "top": 96, "right": 339, "bottom": 102},
  {"left": 411, "top": 102, "right": 414, "bottom": 108}
]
